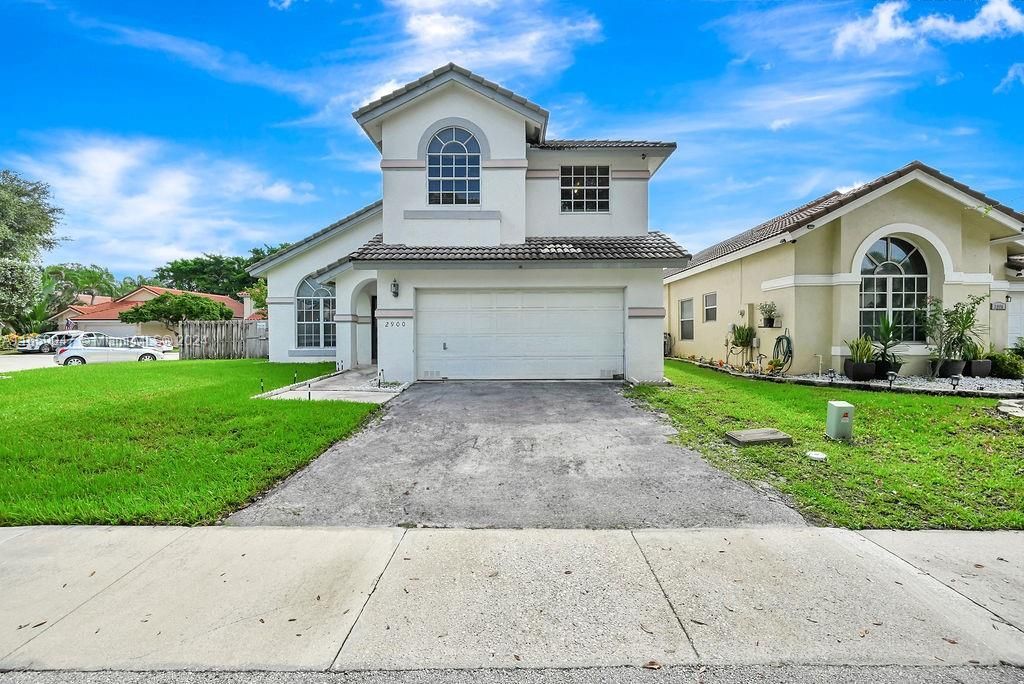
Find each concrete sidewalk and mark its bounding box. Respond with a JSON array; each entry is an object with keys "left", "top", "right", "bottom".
[{"left": 0, "top": 527, "right": 1021, "bottom": 673}]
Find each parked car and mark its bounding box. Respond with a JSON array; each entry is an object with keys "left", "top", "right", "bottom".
[
  {"left": 127, "top": 335, "right": 174, "bottom": 352},
  {"left": 55, "top": 335, "right": 164, "bottom": 366},
  {"left": 17, "top": 332, "right": 65, "bottom": 354}
]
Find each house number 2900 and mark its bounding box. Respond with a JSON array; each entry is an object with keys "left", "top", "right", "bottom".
[{"left": 384, "top": 321, "right": 407, "bottom": 327}]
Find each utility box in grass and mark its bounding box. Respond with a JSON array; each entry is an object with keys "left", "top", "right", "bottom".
[{"left": 826, "top": 401, "right": 854, "bottom": 441}]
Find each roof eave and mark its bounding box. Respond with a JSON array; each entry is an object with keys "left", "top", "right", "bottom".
[
  {"left": 248, "top": 200, "right": 383, "bottom": 276},
  {"left": 352, "top": 258, "right": 690, "bottom": 270}
]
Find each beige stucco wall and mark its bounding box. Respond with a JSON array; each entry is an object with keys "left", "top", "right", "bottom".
[
  {"left": 665, "top": 245, "right": 795, "bottom": 366},
  {"left": 665, "top": 178, "right": 1019, "bottom": 376}
]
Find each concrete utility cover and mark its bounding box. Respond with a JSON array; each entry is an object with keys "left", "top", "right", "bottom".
[
  {"left": 725, "top": 428, "right": 793, "bottom": 446},
  {"left": 997, "top": 399, "right": 1024, "bottom": 417}
]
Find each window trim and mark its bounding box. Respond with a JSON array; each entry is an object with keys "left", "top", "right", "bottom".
[
  {"left": 679, "top": 298, "right": 694, "bottom": 340},
  {"left": 559, "top": 165, "right": 610, "bottom": 214},
  {"left": 703, "top": 292, "right": 717, "bottom": 323}
]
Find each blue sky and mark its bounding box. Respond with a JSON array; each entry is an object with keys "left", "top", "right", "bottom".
[{"left": 3, "top": 0, "right": 1023, "bottom": 275}]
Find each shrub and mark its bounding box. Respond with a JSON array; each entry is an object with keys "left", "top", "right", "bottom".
[
  {"left": 986, "top": 351, "right": 1024, "bottom": 379},
  {"left": 731, "top": 324, "right": 756, "bottom": 347},
  {"left": 1011, "top": 338, "right": 1024, "bottom": 360},
  {"left": 844, "top": 335, "right": 875, "bottom": 364}
]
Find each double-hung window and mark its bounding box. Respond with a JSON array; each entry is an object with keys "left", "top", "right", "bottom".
[
  {"left": 703, "top": 293, "right": 717, "bottom": 322},
  {"left": 560, "top": 166, "right": 609, "bottom": 213},
  {"left": 679, "top": 299, "right": 694, "bottom": 340}
]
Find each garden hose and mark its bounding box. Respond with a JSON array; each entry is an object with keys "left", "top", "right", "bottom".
[{"left": 773, "top": 330, "right": 794, "bottom": 374}]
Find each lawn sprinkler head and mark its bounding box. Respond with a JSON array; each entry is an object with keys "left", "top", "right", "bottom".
[
  {"left": 293, "top": 370, "right": 298, "bottom": 384},
  {"left": 827, "top": 368, "right": 836, "bottom": 384},
  {"left": 260, "top": 378, "right": 264, "bottom": 393},
  {"left": 950, "top": 374, "right": 962, "bottom": 391},
  {"left": 886, "top": 370, "right": 897, "bottom": 389}
]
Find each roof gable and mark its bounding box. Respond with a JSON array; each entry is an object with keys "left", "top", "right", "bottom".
[
  {"left": 668, "top": 160, "right": 1024, "bottom": 281},
  {"left": 352, "top": 63, "right": 549, "bottom": 148},
  {"left": 248, "top": 200, "right": 383, "bottom": 276}
]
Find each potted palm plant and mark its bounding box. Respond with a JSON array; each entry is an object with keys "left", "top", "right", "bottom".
[
  {"left": 962, "top": 338, "right": 992, "bottom": 377},
  {"left": 871, "top": 315, "right": 904, "bottom": 379},
  {"left": 843, "top": 335, "right": 876, "bottom": 381},
  {"left": 758, "top": 301, "right": 779, "bottom": 329}
]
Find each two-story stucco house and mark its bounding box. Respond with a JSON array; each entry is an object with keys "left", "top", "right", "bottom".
[
  {"left": 250, "top": 64, "right": 689, "bottom": 383},
  {"left": 663, "top": 161, "right": 1024, "bottom": 376}
]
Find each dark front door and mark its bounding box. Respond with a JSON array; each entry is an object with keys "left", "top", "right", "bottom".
[{"left": 370, "top": 295, "right": 378, "bottom": 362}]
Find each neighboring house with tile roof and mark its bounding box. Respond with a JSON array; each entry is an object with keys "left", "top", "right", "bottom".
[
  {"left": 250, "top": 63, "right": 688, "bottom": 382},
  {"left": 52, "top": 286, "right": 243, "bottom": 344},
  {"left": 663, "top": 161, "right": 1024, "bottom": 375}
]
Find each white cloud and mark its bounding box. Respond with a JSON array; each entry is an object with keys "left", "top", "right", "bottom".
[
  {"left": 834, "top": 0, "right": 1024, "bottom": 56},
  {"left": 268, "top": 0, "right": 305, "bottom": 9},
  {"left": 836, "top": 180, "right": 866, "bottom": 193},
  {"left": 769, "top": 118, "right": 794, "bottom": 132},
  {"left": 71, "top": 1, "right": 600, "bottom": 129},
  {"left": 996, "top": 62, "right": 1024, "bottom": 92},
  {"left": 9, "top": 135, "right": 316, "bottom": 271}
]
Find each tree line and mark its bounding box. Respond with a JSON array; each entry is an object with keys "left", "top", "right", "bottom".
[{"left": 1, "top": 169, "right": 286, "bottom": 335}]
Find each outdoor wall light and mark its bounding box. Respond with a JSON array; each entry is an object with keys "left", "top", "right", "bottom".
[
  {"left": 827, "top": 368, "right": 836, "bottom": 384},
  {"left": 949, "top": 374, "right": 962, "bottom": 391},
  {"left": 390, "top": 278, "right": 400, "bottom": 298},
  {"left": 1007, "top": 294, "right": 1013, "bottom": 303},
  {"left": 886, "top": 370, "right": 897, "bottom": 389}
]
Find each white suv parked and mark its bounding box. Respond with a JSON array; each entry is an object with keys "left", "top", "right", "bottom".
[{"left": 55, "top": 335, "right": 165, "bottom": 366}]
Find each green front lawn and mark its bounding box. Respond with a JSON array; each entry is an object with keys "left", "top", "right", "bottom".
[
  {"left": 0, "top": 360, "right": 377, "bottom": 525},
  {"left": 628, "top": 360, "right": 1024, "bottom": 530}
]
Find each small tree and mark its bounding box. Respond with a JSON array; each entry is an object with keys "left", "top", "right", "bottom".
[
  {"left": 0, "top": 259, "right": 41, "bottom": 332},
  {"left": 119, "top": 292, "right": 234, "bottom": 334}
]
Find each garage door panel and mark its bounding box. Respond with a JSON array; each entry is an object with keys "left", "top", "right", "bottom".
[{"left": 416, "top": 288, "right": 624, "bottom": 380}]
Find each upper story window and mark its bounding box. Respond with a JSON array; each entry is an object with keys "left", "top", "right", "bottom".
[
  {"left": 561, "top": 165, "right": 609, "bottom": 213},
  {"left": 427, "top": 127, "right": 480, "bottom": 205}
]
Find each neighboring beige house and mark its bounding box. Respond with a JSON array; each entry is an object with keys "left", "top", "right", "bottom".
[
  {"left": 664, "top": 161, "right": 1024, "bottom": 375},
  {"left": 51, "top": 286, "right": 244, "bottom": 344}
]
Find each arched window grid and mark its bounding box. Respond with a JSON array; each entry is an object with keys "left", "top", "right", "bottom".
[
  {"left": 296, "top": 277, "right": 336, "bottom": 348},
  {"left": 858, "top": 237, "right": 928, "bottom": 343},
  {"left": 426, "top": 126, "right": 481, "bottom": 205}
]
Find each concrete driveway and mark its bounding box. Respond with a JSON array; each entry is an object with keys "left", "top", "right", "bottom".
[{"left": 230, "top": 382, "right": 804, "bottom": 528}]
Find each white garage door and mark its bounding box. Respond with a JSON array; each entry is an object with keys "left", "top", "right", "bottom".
[
  {"left": 416, "top": 288, "right": 624, "bottom": 380},
  {"left": 1009, "top": 296, "right": 1024, "bottom": 348}
]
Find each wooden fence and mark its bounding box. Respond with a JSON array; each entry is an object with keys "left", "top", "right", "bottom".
[{"left": 180, "top": 320, "right": 269, "bottom": 360}]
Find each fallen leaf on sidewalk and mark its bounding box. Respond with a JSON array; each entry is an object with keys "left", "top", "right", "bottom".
[
  {"left": 640, "top": 623, "right": 654, "bottom": 634},
  {"left": 690, "top": 619, "right": 707, "bottom": 626},
  {"left": 943, "top": 637, "right": 958, "bottom": 645},
  {"left": 642, "top": 660, "right": 662, "bottom": 670},
  {"left": 974, "top": 564, "right": 984, "bottom": 569},
  {"left": 31, "top": 621, "right": 46, "bottom": 628}
]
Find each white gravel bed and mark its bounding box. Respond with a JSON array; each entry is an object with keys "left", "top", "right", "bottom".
[
  {"left": 354, "top": 377, "right": 411, "bottom": 393},
  {"left": 790, "top": 372, "right": 1024, "bottom": 394}
]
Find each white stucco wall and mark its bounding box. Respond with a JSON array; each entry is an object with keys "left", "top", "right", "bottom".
[
  {"left": 264, "top": 210, "right": 382, "bottom": 363},
  {"left": 367, "top": 266, "right": 665, "bottom": 383}
]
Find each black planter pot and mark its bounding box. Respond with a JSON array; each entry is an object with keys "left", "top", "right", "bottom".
[
  {"left": 845, "top": 360, "right": 876, "bottom": 382},
  {"left": 763, "top": 317, "right": 775, "bottom": 329},
  {"left": 873, "top": 360, "right": 903, "bottom": 379},
  {"left": 964, "top": 359, "right": 992, "bottom": 378},
  {"left": 936, "top": 359, "right": 967, "bottom": 378}
]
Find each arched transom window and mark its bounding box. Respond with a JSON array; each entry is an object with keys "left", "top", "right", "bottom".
[
  {"left": 859, "top": 237, "right": 928, "bottom": 342},
  {"left": 296, "top": 277, "right": 336, "bottom": 348},
  {"left": 427, "top": 126, "right": 480, "bottom": 205}
]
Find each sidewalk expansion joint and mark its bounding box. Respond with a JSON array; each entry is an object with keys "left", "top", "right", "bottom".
[
  {"left": 329, "top": 527, "right": 408, "bottom": 670},
  {"left": 856, "top": 532, "right": 1024, "bottom": 636},
  {"left": 0, "top": 527, "right": 190, "bottom": 663},
  {"left": 629, "top": 530, "right": 700, "bottom": 661}
]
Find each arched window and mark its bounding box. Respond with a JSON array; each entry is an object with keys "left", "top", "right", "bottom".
[
  {"left": 859, "top": 237, "right": 928, "bottom": 342},
  {"left": 427, "top": 126, "right": 480, "bottom": 205},
  {"left": 296, "top": 277, "right": 336, "bottom": 348}
]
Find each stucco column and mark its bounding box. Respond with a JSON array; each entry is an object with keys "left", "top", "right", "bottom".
[{"left": 333, "top": 315, "right": 357, "bottom": 371}]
